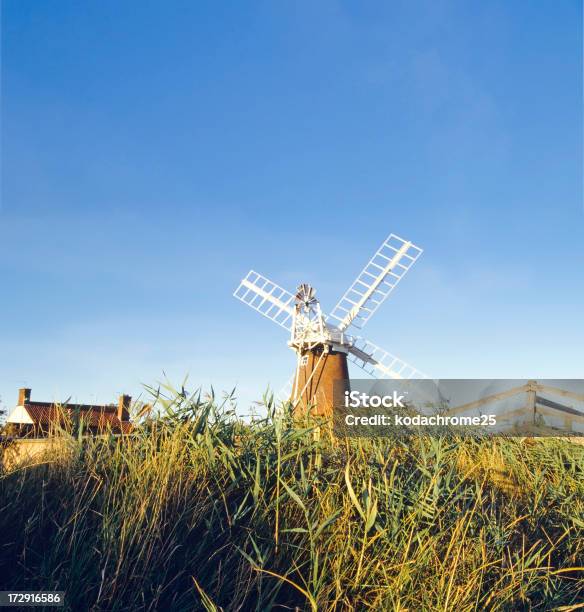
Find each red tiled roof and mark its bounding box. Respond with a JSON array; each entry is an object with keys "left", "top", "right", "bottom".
[{"left": 24, "top": 402, "right": 133, "bottom": 434}]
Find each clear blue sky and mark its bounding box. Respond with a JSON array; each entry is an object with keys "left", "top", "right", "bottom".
[{"left": 1, "top": 1, "right": 582, "bottom": 414}]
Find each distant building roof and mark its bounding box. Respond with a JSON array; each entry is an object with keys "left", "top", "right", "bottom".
[{"left": 7, "top": 388, "right": 133, "bottom": 435}]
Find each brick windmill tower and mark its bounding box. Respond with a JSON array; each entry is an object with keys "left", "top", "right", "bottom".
[{"left": 234, "top": 233, "right": 426, "bottom": 416}]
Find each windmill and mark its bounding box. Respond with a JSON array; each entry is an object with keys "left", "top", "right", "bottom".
[{"left": 233, "top": 233, "right": 426, "bottom": 416}]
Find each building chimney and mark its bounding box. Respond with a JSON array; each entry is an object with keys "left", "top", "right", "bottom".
[
  {"left": 18, "top": 388, "right": 31, "bottom": 405},
  {"left": 118, "top": 394, "right": 131, "bottom": 421}
]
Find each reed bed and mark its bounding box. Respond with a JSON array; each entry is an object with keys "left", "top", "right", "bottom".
[{"left": 0, "top": 385, "right": 583, "bottom": 611}]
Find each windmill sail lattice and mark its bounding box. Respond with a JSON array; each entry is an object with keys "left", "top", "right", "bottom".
[
  {"left": 329, "top": 234, "right": 422, "bottom": 333},
  {"left": 233, "top": 270, "right": 296, "bottom": 330},
  {"left": 348, "top": 338, "right": 428, "bottom": 380}
]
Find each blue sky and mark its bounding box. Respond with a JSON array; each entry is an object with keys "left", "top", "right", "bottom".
[{"left": 1, "top": 1, "right": 582, "bottom": 414}]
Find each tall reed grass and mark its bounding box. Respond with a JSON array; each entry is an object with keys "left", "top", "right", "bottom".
[{"left": 0, "top": 384, "right": 583, "bottom": 610}]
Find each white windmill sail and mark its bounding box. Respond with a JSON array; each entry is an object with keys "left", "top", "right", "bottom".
[
  {"left": 278, "top": 374, "right": 296, "bottom": 402},
  {"left": 233, "top": 270, "right": 296, "bottom": 330},
  {"left": 329, "top": 234, "right": 422, "bottom": 333},
  {"left": 348, "top": 338, "right": 428, "bottom": 380}
]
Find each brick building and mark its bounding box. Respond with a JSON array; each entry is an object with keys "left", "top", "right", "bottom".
[{"left": 5, "top": 388, "right": 133, "bottom": 436}]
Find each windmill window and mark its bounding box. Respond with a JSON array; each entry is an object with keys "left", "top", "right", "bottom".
[{"left": 300, "top": 355, "right": 308, "bottom": 366}]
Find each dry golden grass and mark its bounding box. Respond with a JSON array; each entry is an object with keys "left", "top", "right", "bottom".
[{"left": 0, "top": 386, "right": 583, "bottom": 610}]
